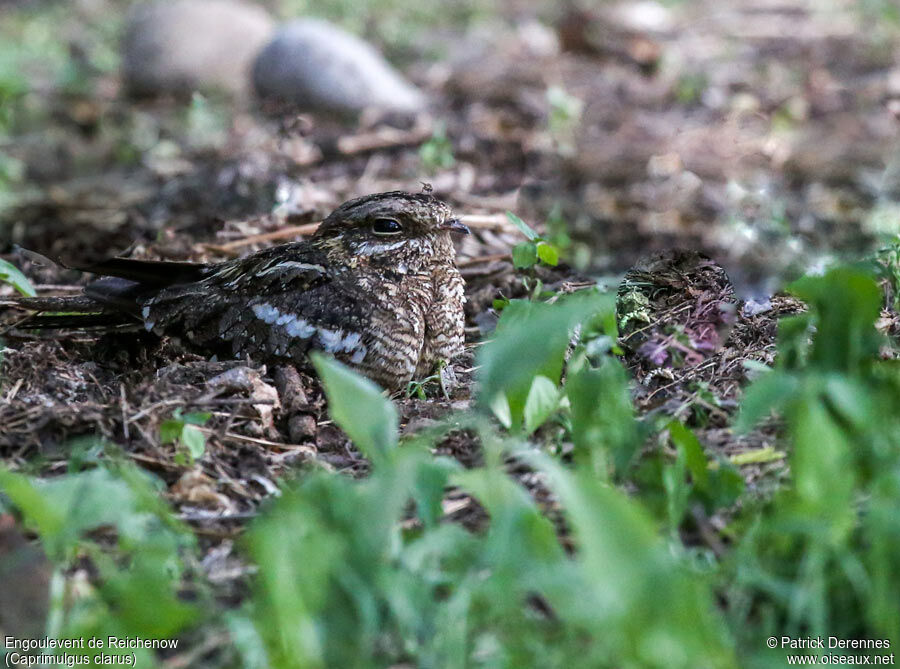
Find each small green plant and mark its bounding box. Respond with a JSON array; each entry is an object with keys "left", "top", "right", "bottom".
[
  {"left": 506, "top": 211, "right": 560, "bottom": 269},
  {"left": 674, "top": 72, "right": 708, "bottom": 105},
  {"left": 0, "top": 459, "right": 200, "bottom": 665},
  {"left": 729, "top": 267, "right": 900, "bottom": 655},
  {"left": 419, "top": 121, "right": 455, "bottom": 172},
  {"left": 546, "top": 85, "right": 583, "bottom": 156},
  {"left": 159, "top": 410, "right": 211, "bottom": 464},
  {"left": 185, "top": 92, "right": 228, "bottom": 150},
  {"left": 238, "top": 353, "right": 736, "bottom": 668}
]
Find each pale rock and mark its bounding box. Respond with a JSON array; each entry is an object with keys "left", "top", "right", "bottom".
[{"left": 252, "top": 19, "right": 427, "bottom": 115}]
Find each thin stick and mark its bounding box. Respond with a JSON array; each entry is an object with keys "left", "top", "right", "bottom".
[
  {"left": 337, "top": 123, "right": 433, "bottom": 154},
  {"left": 204, "top": 222, "right": 321, "bottom": 254},
  {"left": 120, "top": 384, "right": 130, "bottom": 441},
  {"left": 458, "top": 252, "right": 511, "bottom": 268},
  {"left": 203, "top": 214, "right": 518, "bottom": 256}
]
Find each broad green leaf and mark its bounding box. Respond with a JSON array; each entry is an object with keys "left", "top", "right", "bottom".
[
  {"left": 492, "top": 296, "right": 510, "bottom": 311},
  {"left": 667, "top": 421, "right": 709, "bottom": 491},
  {"left": 312, "top": 353, "right": 398, "bottom": 460},
  {"left": 791, "top": 387, "right": 855, "bottom": 517},
  {"left": 567, "top": 356, "right": 640, "bottom": 476},
  {"left": 0, "top": 258, "right": 36, "bottom": 297},
  {"left": 662, "top": 442, "right": 690, "bottom": 530},
  {"left": 411, "top": 457, "right": 458, "bottom": 527},
  {"left": 523, "top": 375, "right": 559, "bottom": 434},
  {"left": 535, "top": 241, "right": 559, "bottom": 266},
  {"left": 668, "top": 421, "right": 744, "bottom": 512},
  {"left": 788, "top": 268, "right": 882, "bottom": 373},
  {"left": 505, "top": 211, "right": 540, "bottom": 240},
  {"left": 511, "top": 241, "right": 537, "bottom": 268},
  {"left": 530, "top": 453, "right": 737, "bottom": 668},
  {"left": 181, "top": 424, "right": 206, "bottom": 460},
  {"left": 489, "top": 391, "right": 512, "bottom": 428},
  {"left": 0, "top": 466, "right": 184, "bottom": 560},
  {"left": 183, "top": 411, "right": 212, "bottom": 425},
  {"left": 478, "top": 292, "right": 611, "bottom": 430},
  {"left": 735, "top": 369, "right": 798, "bottom": 433},
  {"left": 159, "top": 419, "right": 184, "bottom": 444}
]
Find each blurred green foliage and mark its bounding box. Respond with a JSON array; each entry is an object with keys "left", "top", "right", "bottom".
[
  {"left": 728, "top": 268, "right": 900, "bottom": 661},
  {"left": 419, "top": 122, "right": 456, "bottom": 173},
  {"left": 0, "top": 258, "right": 37, "bottom": 296},
  {"left": 545, "top": 86, "right": 583, "bottom": 157}
]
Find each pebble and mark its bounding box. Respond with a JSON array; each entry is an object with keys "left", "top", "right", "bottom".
[{"left": 252, "top": 19, "right": 427, "bottom": 115}]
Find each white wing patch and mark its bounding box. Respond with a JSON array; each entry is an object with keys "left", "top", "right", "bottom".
[
  {"left": 251, "top": 302, "right": 367, "bottom": 360},
  {"left": 141, "top": 305, "right": 155, "bottom": 332},
  {"left": 256, "top": 261, "right": 326, "bottom": 277}
]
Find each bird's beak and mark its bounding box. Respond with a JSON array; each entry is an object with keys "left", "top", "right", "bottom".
[{"left": 440, "top": 218, "right": 470, "bottom": 235}]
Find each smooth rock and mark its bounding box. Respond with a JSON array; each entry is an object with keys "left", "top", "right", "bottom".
[
  {"left": 122, "top": 0, "right": 275, "bottom": 98},
  {"left": 252, "top": 19, "right": 427, "bottom": 115}
]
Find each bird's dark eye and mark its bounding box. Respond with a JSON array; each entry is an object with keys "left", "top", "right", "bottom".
[{"left": 372, "top": 218, "right": 402, "bottom": 235}]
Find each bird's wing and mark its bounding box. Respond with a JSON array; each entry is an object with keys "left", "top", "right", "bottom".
[{"left": 141, "top": 245, "right": 369, "bottom": 364}]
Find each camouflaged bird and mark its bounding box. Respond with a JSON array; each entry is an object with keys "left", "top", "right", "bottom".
[{"left": 2, "top": 191, "right": 469, "bottom": 391}]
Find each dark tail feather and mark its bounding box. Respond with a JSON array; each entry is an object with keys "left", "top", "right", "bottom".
[
  {"left": 77, "top": 258, "right": 211, "bottom": 286},
  {"left": 2, "top": 254, "right": 211, "bottom": 334},
  {"left": 1, "top": 295, "right": 138, "bottom": 333},
  {"left": 4, "top": 295, "right": 103, "bottom": 312},
  {"left": 12, "top": 312, "right": 138, "bottom": 330}
]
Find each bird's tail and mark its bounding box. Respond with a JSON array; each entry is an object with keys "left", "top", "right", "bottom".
[
  {"left": 2, "top": 254, "right": 214, "bottom": 334},
  {"left": 0, "top": 295, "right": 138, "bottom": 332}
]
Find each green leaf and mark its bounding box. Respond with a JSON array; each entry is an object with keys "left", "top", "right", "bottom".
[
  {"left": 529, "top": 452, "right": 737, "bottom": 667},
  {"left": 506, "top": 211, "right": 540, "bottom": 240},
  {"left": 535, "top": 241, "right": 559, "bottom": 266},
  {"left": 523, "top": 375, "right": 559, "bottom": 434},
  {"left": 181, "top": 424, "right": 206, "bottom": 460},
  {"left": 567, "top": 356, "right": 640, "bottom": 477},
  {"left": 478, "top": 292, "right": 610, "bottom": 430},
  {"left": 489, "top": 391, "right": 512, "bottom": 428},
  {"left": 182, "top": 411, "right": 211, "bottom": 426},
  {"left": 511, "top": 241, "right": 537, "bottom": 269},
  {"left": 0, "top": 258, "right": 36, "bottom": 297},
  {"left": 735, "top": 370, "right": 798, "bottom": 432},
  {"left": 0, "top": 465, "right": 184, "bottom": 560},
  {"left": 668, "top": 421, "right": 744, "bottom": 513},
  {"left": 411, "top": 457, "right": 458, "bottom": 528},
  {"left": 788, "top": 268, "right": 882, "bottom": 373},
  {"left": 667, "top": 421, "right": 709, "bottom": 491},
  {"left": 312, "top": 353, "right": 398, "bottom": 460},
  {"left": 158, "top": 418, "right": 184, "bottom": 444}
]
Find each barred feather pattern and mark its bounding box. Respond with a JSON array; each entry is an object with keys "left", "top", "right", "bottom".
[
  {"left": 45, "top": 190, "right": 470, "bottom": 391},
  {"left": 1, "top": 192, "right": 466, "bottom": 390}
]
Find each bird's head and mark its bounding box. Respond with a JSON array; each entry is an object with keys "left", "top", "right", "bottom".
[{"left": 313, "top": 191, "right": 469, "bottom": 268}]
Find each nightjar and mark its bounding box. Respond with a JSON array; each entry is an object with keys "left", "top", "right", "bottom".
[{"left": 2, "top": 191, "right": 470, "bottom": 391}]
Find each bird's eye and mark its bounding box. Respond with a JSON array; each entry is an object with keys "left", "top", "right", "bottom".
[{"left": 372, "top": 218, "right": 402, "bottom": 235}]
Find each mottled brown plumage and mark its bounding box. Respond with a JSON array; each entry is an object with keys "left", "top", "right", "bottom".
[{"left": 3, "top": 191, "right": 469, "bottom": 390}]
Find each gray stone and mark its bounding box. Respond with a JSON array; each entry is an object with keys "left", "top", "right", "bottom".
[
  {"left": 122, "top": 0, "right": 275, "bottom": 98},
  {"left": 252, "top": 19, "right": 427, "bottom": 115}
]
